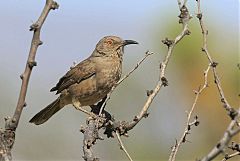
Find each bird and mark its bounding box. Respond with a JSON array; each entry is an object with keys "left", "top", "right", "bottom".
[{"left": 29, "top": 36, "right": 138, "bottom": 125}]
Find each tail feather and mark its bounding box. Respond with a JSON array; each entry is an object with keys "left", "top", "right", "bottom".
[{"left": 29, "top": 98, "right": 62, "bottom": 125}]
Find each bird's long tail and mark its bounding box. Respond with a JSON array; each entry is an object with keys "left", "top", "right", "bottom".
[{"left": 29, "top": 97, "right": 62, "bottom": 125}]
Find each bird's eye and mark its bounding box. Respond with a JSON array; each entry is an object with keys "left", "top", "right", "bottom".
[{"left": 106, "top": 40, "right": 113, "bottom": 45}]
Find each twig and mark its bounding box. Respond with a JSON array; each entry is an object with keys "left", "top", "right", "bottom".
[
  {"left": 118, "top": 51, "right": 155, "bottom": 86},
  {"left": 200, "top": 109, "right": 240, "bottom": 161},
  {"left": 123, "top": 1, "right": 191, "bottom": 132},
  {"left": 196, "top": 0, "right": 236, "bottom": 118},
  {"left": 115, "top": 131, "right": 133, "bottom": 161},
  {"left": 0, "top": 1, "right": 58, "bottom": 160},
  {"left": 194, "top": 0, "right": 240, "bottom": 160},
  {"left": 98, "top": 51, "right": 155, "bottom": 115},
  {"left": 168, "top": 64, "right": 211, "bottom": 161},
  {"left": 222, "top": 151, "right": 240, "bottom": 161}
]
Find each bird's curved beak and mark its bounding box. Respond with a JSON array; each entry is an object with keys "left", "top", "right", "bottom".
[{"left": 122, "top": 40, "right": 139, "bottom": 46}]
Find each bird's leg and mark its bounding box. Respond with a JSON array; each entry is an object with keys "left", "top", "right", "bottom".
[
  {"left": 72, "top": 97, "right": 98, "bottom": 119},
  {"left": 90, "top": 96, "right": 107, "bottom": 115},
  {"left": 98, "top": 96, "right": 107, "bottom": 116}
]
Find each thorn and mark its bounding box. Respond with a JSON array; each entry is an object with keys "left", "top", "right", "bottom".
[
  {"left": 133, "top": 116, "right": 138, "bottom": 121},
  {"left": 197, "top": 13, "right": 202, "bottom": 19},
  {"left": 193, "top": 90, "right": 198, "bottom": 95},
  {"left": 206, "top": 30, "right": 209, "bottom": 35},
  {"left": 51, "top": 2, "right": 59, "bottom": 10},
  {"left": 28, "top": 61, "right": 37, "bottom": 69},
  {"left": 224, "top": 154, "right": 229, "bottom": 160},
  {"left": 161, "top": 76, "right": 169, "bottom": 87},
  {"left": 182, "top": 135, "right": 186, "bottom": 143},
  {"left": 38, "top": 40, "right": 43, "bottom": 45},
  {"left": 20, "top": 74, "right": 24, "bottom": 79},
  {"left": 187, "top": 125, "right": 191, "bottom": 130},
  {"left": 159, "top": 63, "right": 163, "bottom": 69},
  {"left": 23, "top": 102, "right": 27, "bottom": 107},
  {"left": 145, "top": 50, "right": 150, "bottom": 55},
  {"left": 194, "top": 121, "right": 200, "bottom": 126},
  {"left": 29, "top": 23, "right": 39, "bottom": 31},
  {"left": 220, "top": 98, "right": 225, "bottom": 103},
  {"left": 185, "top": 29, "right": 191, "bottom": 35},
  {"left": 143, "top": 112, "right": 149, "bottom": 118},
  {"left": 229, "top": 109, "right": 238, "bottom": 120},
  {"left": 146, "top": 90, "right": 153, "bottom": 96},
  {"left": 162, "top": 38, "right": 174, "bottom": 47},
  {"left": 211, "top": 62, "right": 218, "bottom": 68},
  {"left": 216, "top": 142, "right": 221, "bottom": 149}
]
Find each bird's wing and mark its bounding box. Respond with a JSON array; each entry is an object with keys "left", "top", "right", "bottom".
[{"left": 50, "top": 58, "right": 96, "bottom": 94}]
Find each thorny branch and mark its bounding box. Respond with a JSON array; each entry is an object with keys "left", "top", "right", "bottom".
[
  {"left": 200, "top": 109, "right": 240, "bottom": 161},
  {"left": 195, "top": 0, "right": 240, "bottom": 161},
  {"left": 196, "top": 0, "right": 236, "bottom": 119},
  {"left": 222, "top": 151, "right": 240, "bottom": 161},
  {"left": 0, "top": 0, "right": 58, "bottom": 161},
  {"left": 168, "top": 64, "right": 211, "bottom": 161},
  {"left": 119, "top": 0, "right": 191, "bottom": 134}
]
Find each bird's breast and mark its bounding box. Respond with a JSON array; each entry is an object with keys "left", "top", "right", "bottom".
[{"left": 96, "top": 57, "right": 122, "bottom": 91}]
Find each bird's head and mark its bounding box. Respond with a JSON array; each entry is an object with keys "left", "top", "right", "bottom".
[{"left": 94, "top": 36, "right": 138, "bottom": 57}]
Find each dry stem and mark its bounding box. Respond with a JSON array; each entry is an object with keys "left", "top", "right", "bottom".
[
  {"left": 115, "top": 131, "right": 133, "bottom": 161},
  {"left": 0, "top": 1, "right": 58, "bottom": 160},
  {"left": 196, "top": 0, "right": 235, "bottom": 118},
  {"left": 168, "top": 64, "right": 211, "bottom": 161}
]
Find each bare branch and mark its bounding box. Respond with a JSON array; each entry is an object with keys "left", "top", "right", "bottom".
[
  {"left": 222, "top": 152, "right": 240, "bottom": 161},
  {"left": 123, "top": 0, "right": 191, "bottom": 132},
  {"left": 196, "top": 0, "right": 236, "bottom": 119},
  {"left": 0, "top": 0, "right": 58, "bottom": 160},
  {"left": 168, "top": 64, "right": 211, "bottom": 161},
  {"left": 200, "top": 109, "right": 240, "bottom": 161},
  {"left": 115, "top": 131, "right": 133, "bottom": 161},
  {"left": 194, "top": 1, "right": 240, "bottom": 160}
]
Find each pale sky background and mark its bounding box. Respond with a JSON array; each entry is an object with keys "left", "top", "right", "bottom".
[{"left": 0, "top": 0, "right": 239, "bottom": 161}]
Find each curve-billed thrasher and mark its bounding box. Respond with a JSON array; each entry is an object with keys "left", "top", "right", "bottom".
[{"left": 29, "top": 36, "right": 138, "bottom": 125}]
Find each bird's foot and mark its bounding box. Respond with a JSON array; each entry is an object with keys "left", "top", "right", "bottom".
[{"left": 72, "top": 98, "right": 104, "bottom": 121}]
